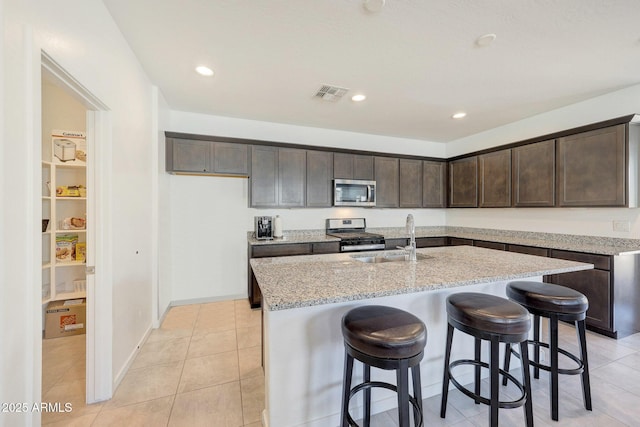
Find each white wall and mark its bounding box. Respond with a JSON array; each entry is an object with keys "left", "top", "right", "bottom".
[
  {"left": 167, "top": 112, "right": 447, "bottom": 302},
  {"left": 445, "top": 84, "right": 640, "bottom": 239},
  {"left": 2, "top": 1, "right": 157, "bottom": 424},
  {"left": 156, "top": 90, "right": 172, "bottom": 320}
]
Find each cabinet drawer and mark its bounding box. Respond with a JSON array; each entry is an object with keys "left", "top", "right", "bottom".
[
  {"left": 416, "top": 237, "right": 447, "bottom": 248},
  {"left": 386, "top": 238, "right": 408, "bottom": 249},
  {"left": 448, "top": 237, "right": 473, "bottom": 246},
  {"left": 251, "top": 243, "right": 312, "bottom": 258},
  {"left": 312, "top": 242, "right": 340, "bottom": 254},
  {"left": 474, "top": 240, "right": 506, "bottom": 251},
  {"left": 550, "top": 250, "right": 611, "bottom": 270},
  {"left": 507, "top": 244, "right": 549, "bottom": 257}
]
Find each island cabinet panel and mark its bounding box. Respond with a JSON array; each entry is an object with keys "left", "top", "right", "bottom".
[
  {"left": 306, "top": 151, "right": 333, "bottom": 207},
  {"left": 416, "top": 237, "right": 447, "bottom": 247},
  {"left": 474, "top": 240, "right": 506, "bottom": 251},
  {"left": 168, "top": 138, "right": 212, "bottom": 172},
  {"left": 548, "top": 249, "right": 613, "bottom": 334},
  {"left": 423, "top": 161, "right": 446, "bottom": 208},
  {"left": 507, "top": 244, "right": 549, "bottom": 257},
  {"left": 449, "top": 156, "right": 478, "bottom": 207},
  {"left": 374, "top": 156, "right": 400, "bottom": 207},
  {"left": 333, "top": 153, "right": 374, "bottom": 180},
  {"left": 512, "top": 140, "right": 555, "bottom": 207},
  {"left": 399, "top": 159, "right": 423, "bottom": 207},
  {"left": 278, "top": 148, "right": 306, "bottom": 207},
  {"left": 250, "top": 146, "right": 279, "bottom": 207},
  {"left": 479, "top": 149, "right": 512, "bottom": 207},
  {"left": 557, "top": 124, "right": 627, "bottom": 207}
]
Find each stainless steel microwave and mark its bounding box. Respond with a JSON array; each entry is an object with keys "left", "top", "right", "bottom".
[{"left": 333, "top": 179, "right": 376, "bottom": 207}]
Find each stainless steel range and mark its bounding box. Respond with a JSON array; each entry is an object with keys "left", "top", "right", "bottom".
[{"left": 326, "top": 218, "right": 385, "bottom": 252}]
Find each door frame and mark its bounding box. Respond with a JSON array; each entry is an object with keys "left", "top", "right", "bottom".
[{"left": 40, "top": 52, "right": 113, "bottom": 404}]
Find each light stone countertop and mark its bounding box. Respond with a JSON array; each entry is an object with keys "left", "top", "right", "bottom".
[
  {"left": 250, "top": 245, "right": 593, "bottom": 311},
  {"left": 247, "top": 226, "right": 640, "bottom": 256}
]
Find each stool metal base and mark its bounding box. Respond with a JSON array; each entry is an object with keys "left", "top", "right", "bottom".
[
  {"left": 341, "top": 345, "right": 424, "bottom": 427},
  {"left": 503, "top": 314, "right": 592, "bottom": 421}
]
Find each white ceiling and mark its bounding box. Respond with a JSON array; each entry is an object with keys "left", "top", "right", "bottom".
[{"left": 103, "top": 0, "right": 640, "bottom": 143}]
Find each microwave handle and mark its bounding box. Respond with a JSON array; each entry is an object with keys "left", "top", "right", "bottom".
[{"left": 367, "top": 185, "right": 371, "bottom": 201}]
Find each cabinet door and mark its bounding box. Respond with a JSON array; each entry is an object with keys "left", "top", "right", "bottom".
[
  {"left": 416, "top": 237, "right": 447, "bottom": 247},
  {"left": 557, "top": 124, "right": 626, "bottom": 207},
  {"left": 507, "top": 244, "right": 548, "bottom": 257},
  {"left": 449, "top": 157, "right": 478, "bottom": 207},
  {"left": 449, "top": 237, "right": 473, "bottom": 246},
  {"left": 214, "top": 142, "right": 248, "bottom": 175},
  {"left": 333, "top": 153, "right": 353, "bottom": 179},
  {"left": 479, "top": 149, "right": 511, "bottom": 207},
  {"left": 375, "top": 157, "right": 399, "bottom": 207},
  {"left": 353, "top": 155, "right": 374, "bottom": 180},
  {"left": 306, "top": 151, "right": 333, "bottom": 207},
  {"left": 399, "top": 159, "right": 422, "bottom": 208},
  {"left": 512, "top": 140, "right": 555, "bottom": 207},
  {"left": 278, "top": 148, "right": 306, "bottom": 207},
  {"left": 250, "top": 146, "right": 278, "bottom": 207},
  {"left": 423, "top": 161, "right": 446, "bottom": 208},
  {"left": 548, "top": 269, "right": 612, "bottom": 331},
  {"left": 474, "top": 240, "right": 506, "bottom": 251},
  {"left": 169, "top": 138, "right": 211, "bottom": 172}
]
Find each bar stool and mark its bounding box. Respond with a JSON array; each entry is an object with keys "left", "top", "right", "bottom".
[
  {"left": 440, "top": 292, "right": 533, "bottom": 427},
  {"left": 503, "top": 281, "right": 591, "bottom": 421},
  {"left": 340, "top": 305, "right": 427, "bottom": 427}
]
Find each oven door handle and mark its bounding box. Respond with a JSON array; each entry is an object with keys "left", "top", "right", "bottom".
[{"left": 341, "top": 243, "right": 386, "bottom": 252}]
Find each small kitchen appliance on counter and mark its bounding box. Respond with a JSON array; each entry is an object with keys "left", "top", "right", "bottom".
[
  {"left": 326, "top": 218, "right": 385, "bottom": 252},
  {"left": 255, "top": 216, "right": 274, "bottom": 240}
]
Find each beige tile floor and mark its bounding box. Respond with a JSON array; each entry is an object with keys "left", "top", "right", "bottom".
[
  {"left": 42, "top": 299, "right": 263, "bottom": 426},
  {"left": 43, "top": 300, "right": 640, "bottom": 426}
]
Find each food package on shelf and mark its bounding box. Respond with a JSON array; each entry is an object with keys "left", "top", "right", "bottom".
[
  {"left": 60, "top": 217, "right": 86, "bottom": 230},
  {"left": 56, "top": 185, "right": 86, "bottom": 197},
  {"left": 55, "top": 234, "right": 78, "bottom": 262},
  {"left": 75, "top": 242, "right": 86, "bottom": 262}
]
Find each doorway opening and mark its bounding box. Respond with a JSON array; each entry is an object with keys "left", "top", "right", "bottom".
[{"left": 39, "top": 52, "right": 112, "bottom": 411}]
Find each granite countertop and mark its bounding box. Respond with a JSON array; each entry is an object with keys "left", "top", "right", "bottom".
[
  {"left": 250, "top": 245, "right": 593, "bottom": 311},
  {"left": 247, "top": 226, "right": 640, "bottom": 256}
]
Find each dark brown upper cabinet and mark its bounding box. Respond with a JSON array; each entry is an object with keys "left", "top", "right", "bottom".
[
  {"left": 479, "top": 149, "right": 512, "bottom": 207},
  {"left": 399, "top": 159, "right": 422, "bottom": 208},
  {"left": 423, "top": 160, "right": 446, "bottom": 208},
  {"left": 306, "top": 150, "right": 333, "bottom": 207},
  {"left": 250, "top": 146, "right": 279, "bottom": 207},
  {"left": 333, "top": 153, "right": 374, "bottom": 180},
  {"left": 375, "top": 157, "right": 399, "bottom": 207},
  {"left": 449, "top": 156, "right": 478, "bottom": 207},
  {"left": 512, "top": 140, "right": 555, "bottom": 207},
  {"left": 556, "top": 124, "right": 626, "bottom": 207},
  {"left": 166, "top": 138, "right": 248, "bottom": 175},
  {"left": 277, "top": 148, "right": 306, "bottom": 207}
]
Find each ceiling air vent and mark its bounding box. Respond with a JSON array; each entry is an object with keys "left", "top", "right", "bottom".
[{"left": 314, "top": 84, "right": 349, "bottom": 102}]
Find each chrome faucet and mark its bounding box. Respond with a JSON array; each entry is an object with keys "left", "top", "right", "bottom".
[{"left": 400, "top": 214, "right": 416, "bottom": 262}]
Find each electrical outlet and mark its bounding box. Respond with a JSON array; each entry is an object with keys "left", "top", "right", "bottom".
[{"left": 613, "top": 220, "right": 631, "bottom": 232}]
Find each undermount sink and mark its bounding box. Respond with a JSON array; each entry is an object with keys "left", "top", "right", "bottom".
[{"left": 351, "top": 252, "right": 430, "bottom": 263}]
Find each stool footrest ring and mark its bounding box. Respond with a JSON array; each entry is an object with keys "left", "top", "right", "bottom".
[
  {"left": 345, "top": 381, "right": 423, "bottom": 427},
  {"left": 511, "top": 340, "right": 584, "bottom": 376},
  {"left": 448, "top": 359, "right": 527, "bottom": 410}
]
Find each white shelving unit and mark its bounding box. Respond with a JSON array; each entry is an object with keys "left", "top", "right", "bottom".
[{"left": 42, "top": 131, "right": 87, "bottom": 305}]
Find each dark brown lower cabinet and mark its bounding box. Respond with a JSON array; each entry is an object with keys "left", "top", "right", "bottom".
[
  {"left": 248, "top": 242, "right": 340, "bottom": 308},
  {"left": 507, "top": 244, "right": 549, "bottom": 257},
  {"left": 448, "top": 237, "right": 473, "bottom": 246},
  {"left": 416, "top": 237, "right": 448, "bottom": 248},
  {"left": 474, "top": 240, "right": 506, "bottom": 251}
]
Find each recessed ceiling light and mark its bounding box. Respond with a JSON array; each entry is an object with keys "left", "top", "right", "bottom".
[
  {"left": 363, "top": 0, "right": 385, "bottom": 13},
  {"left": 475, "top": 33, "right": 497, "bottom": 47},
  {"left": 351, "top": 94, "right": 366, "bottom": 102},
  {"left": 195, "top": 66, "right": 214, "bottom": 76},
  {"left": 452, "top": 112, "right": 467, "bottom": 119}
]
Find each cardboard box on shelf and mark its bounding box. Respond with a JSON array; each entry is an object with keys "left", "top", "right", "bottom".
[{"left": 44, "top": 299, "right": 86, "bottom": 339}]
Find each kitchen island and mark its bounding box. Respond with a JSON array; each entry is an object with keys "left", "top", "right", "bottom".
[{"left": 250, "top": 245, "right": 593, "bottom": 427}]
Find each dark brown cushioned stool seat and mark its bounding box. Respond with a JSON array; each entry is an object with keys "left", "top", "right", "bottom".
[
  {"left": 440, "top": 292, "right": 533, "bottom": 427},
  {"left": 503, "top": 281, "right": 592, "bottom": 421},
  {"left": 340, "top": 305, "right": 427, "bottom": 427}
]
